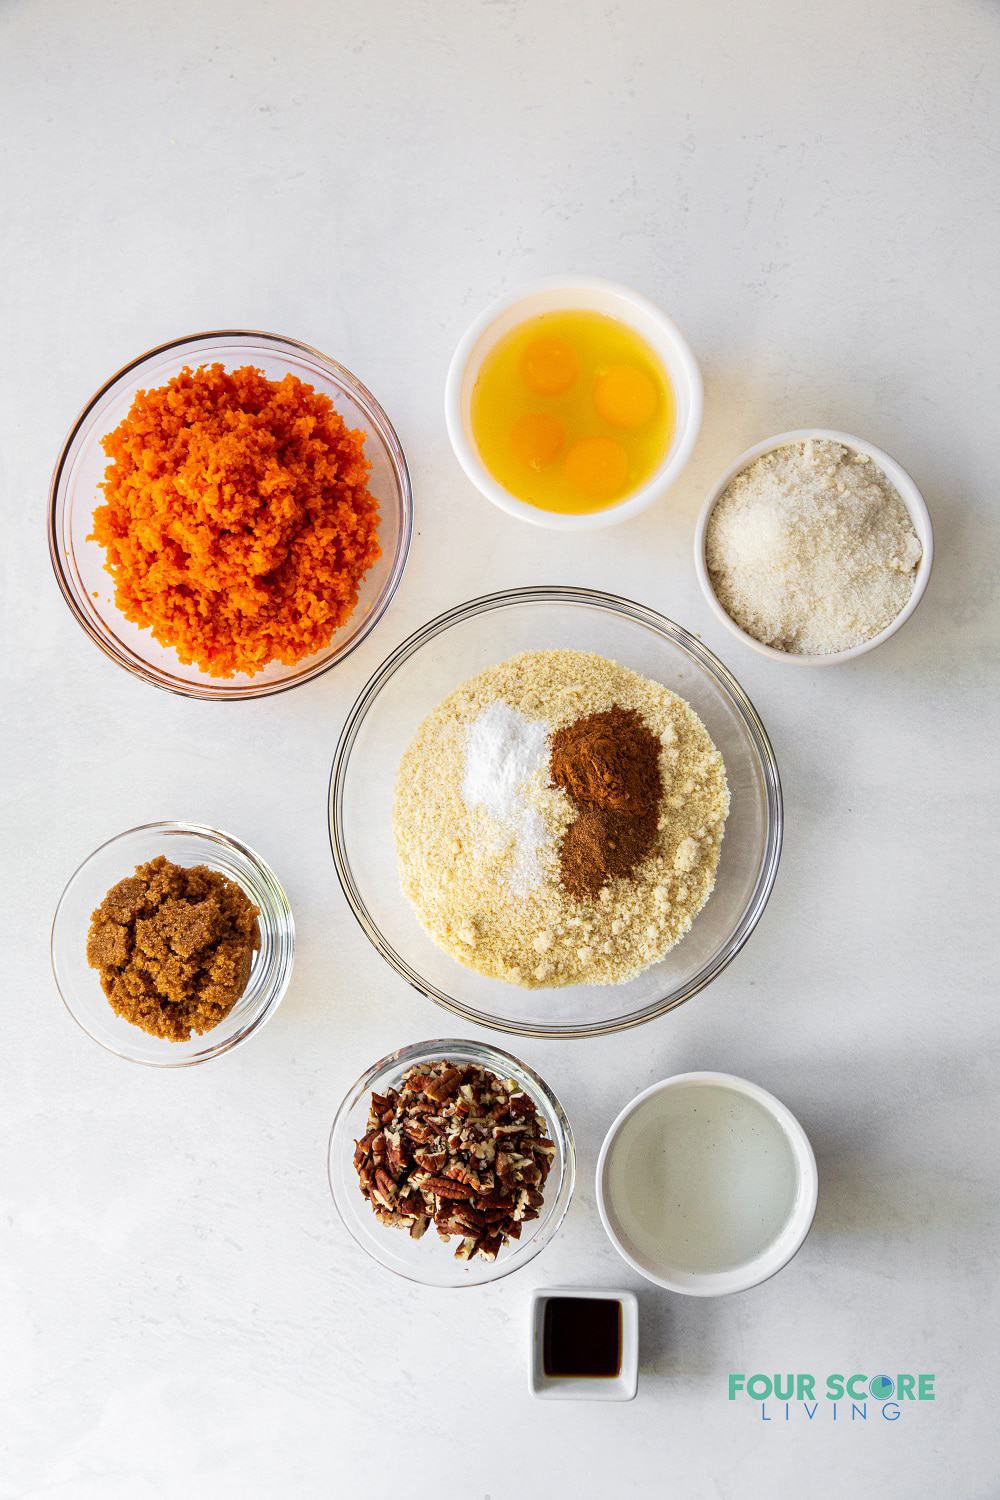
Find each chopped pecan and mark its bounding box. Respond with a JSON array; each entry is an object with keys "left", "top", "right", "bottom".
[
  {"left": 454, "top": 1204, "right": 509, "bottom": 1229},
  {"left": 424, "top": 1174, "right": 475, "bottom": 1200},
  {"left": 447, "top": 1163, "right": 487, "bottom": 1193},
  {"left": 353, "top": 1057, "right": 553, "bottom": 1263},
  {"left": 374, "top": 1167, "right": 398, "bottom": 1202},
  {"left": 422, "top": 1065, "right": 462, "bottom": 1102},
  {"left": 384, "top": 1130, "right": 408, "bottom": 1174},
  {"left": 413, "top": 1146, "right": 447, "bottom": 1172},
  {"left": 474, "top": 1193, "right": 515, "bottom": 1213}
]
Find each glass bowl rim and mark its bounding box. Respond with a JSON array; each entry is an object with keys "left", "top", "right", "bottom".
[
  {"left": 327, "top": 1035, "right": 576, "bottom": 1287},
  {"left": 327, "top": 584, "right": 784, "bottom": 1040},
  {"left": 51, "top": 818, "right": 295, "bottom": 1067},
  {"left": 47, "top": 328, "right": 413, "bottom": 701}
]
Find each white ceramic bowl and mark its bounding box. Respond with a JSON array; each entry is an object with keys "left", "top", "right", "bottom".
[
  {"left": 445, "top": 276, "right": 703, "bottom": 531},
  {"left": 694, "top": 428, "right": 934, "bottom": 666},
  {"left": 596, "top": 1071, "right": 818, "bottom": 1296},
  {"left": 530, "top": 1287, "right": 639, "bottom": 1402}
]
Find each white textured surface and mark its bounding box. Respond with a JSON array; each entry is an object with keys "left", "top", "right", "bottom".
[{"left": 1, "top": 1, "right": 998, "bottom": 1495}]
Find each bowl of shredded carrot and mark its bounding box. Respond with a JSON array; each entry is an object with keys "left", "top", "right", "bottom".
[{"left": 49, "top": 331, "right": 412, "bottom": 698}]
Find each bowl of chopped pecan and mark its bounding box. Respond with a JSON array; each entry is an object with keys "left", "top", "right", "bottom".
[{"left": 328, "top": 1039, "right": 575, "bottom": 1286}]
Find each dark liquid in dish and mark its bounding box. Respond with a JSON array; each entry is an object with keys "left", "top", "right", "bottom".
[{"left": 542, "top": 1297, "right": 622, "bottom": 1378}]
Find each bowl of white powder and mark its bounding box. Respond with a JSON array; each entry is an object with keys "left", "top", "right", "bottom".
[{"left": 695, "top": 430, "right": 933, "bottom": 665}]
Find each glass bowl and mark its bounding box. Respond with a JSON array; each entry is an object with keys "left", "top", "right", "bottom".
[
  {"left": 327, "top": 1038, "right": 575, "bottom": 1287},
  {"left": 51, "top": 821, "right": 295, "bottom": 1065},
  {"left": 48, "top": 330, "right": 412, "bottom": 700},
  {"left": 329, "top": 587, "right": 782, "bottom": 1038}
]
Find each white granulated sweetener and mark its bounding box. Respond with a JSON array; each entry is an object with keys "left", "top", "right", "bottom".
[
  {"left": 461, "top": 700, "right": 549, "bottom": 894},
  {"left": 705, "top": 439, "right": 922, "bottom": 655}
]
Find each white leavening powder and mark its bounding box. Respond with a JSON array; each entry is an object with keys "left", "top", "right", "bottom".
[
  {"left": 461, "top": 700, "right": 550, "bottom": 894},
  {"left": 705, "top": 439, "right": 922, "bottom": 655}
]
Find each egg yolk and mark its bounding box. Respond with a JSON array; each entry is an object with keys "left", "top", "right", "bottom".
[
  {"left": 510, "top": 411, "right": 565, "bottom": 470},
  {"left": 593, "top": 363, "right": 659, "bottom": 429},
  {"left": 563, "top": 436, "right": 629, "bottom": 502},
  {"left": 520, "top": 337, "right": 579, "bottom": 396},
  {"left": 469, "top": 308, "right": 674, "bottom": 515}
]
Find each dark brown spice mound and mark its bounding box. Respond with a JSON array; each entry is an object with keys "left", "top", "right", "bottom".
[
  {"left": 86, "top": 856, "right": 260, "bottom": 1041},
  {"left": 354, "top": 1059, "right": 555, "bottom": 1261},
  {"left": 550, "top": 704, "right": 663, "bottom": 898}
]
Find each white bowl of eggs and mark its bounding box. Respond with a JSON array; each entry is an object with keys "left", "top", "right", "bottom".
[{"left": 445, "top": 276, "right": 703, "bottom": 531}]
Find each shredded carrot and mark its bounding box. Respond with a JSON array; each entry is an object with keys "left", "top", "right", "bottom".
[{"left": 90, "top": 363, "right": 382, "bottom": 678}]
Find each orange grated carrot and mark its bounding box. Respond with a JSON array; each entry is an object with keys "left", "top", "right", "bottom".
[{"left": 90, "top": 362, "right": 382, "bottom": 678}]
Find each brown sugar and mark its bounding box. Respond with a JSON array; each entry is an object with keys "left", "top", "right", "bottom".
[
  {"left": 550, "top": 704, "right": 663, "bottom": 898},
  {"left": 86, "top": 856, "right": 260, "bottom": 1041}
]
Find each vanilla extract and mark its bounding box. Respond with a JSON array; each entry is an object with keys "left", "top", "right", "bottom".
[{"left": 542, "top": 1296, "right": 622, "bottom": 1379}]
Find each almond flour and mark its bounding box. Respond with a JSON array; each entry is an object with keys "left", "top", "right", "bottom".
[
  {"left": 705, "top": 439, "right": 922, "bottom": 655},
  {"left": 392, "top": 651, "right": 729, "bottom": 988}
]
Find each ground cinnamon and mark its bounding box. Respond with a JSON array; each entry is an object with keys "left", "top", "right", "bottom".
[{"left": 550, "top": 705, "right": 662, "bottom": 898}]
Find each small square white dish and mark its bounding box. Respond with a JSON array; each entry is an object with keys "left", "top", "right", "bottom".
[{"left": 530, "top": 1286, "right": 639, "bottom": 1401}]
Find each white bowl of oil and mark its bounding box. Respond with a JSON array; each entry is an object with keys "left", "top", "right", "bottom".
[
  {"left": 596, "top": 1072, "right": 818, "bottom": 1295},
  {"left": 445, "top": 276, "right": 703, "bottom": 530}
]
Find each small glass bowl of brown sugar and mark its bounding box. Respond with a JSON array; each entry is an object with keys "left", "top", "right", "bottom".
[
  {"left": 51, "top": 822, "right": 294, "bottom": 1066},
  {"left": 328, "top": 1039, "right": 575, "bottom": 1287}
]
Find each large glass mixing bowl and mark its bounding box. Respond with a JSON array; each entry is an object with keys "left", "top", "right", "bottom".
[{"left": 329, "top": 587, "right": 782, "bottom": 1038}]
